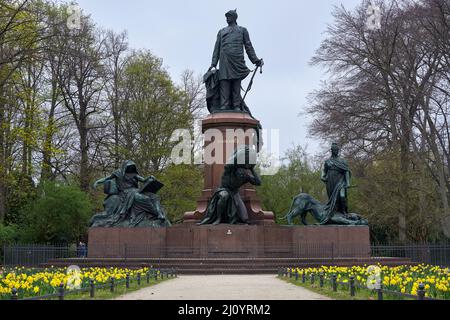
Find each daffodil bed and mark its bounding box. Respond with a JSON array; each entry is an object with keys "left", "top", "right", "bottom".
[
  {"left": 0, "top": 266, "right": 158, "bottom": 300},
  {"left": 283, "top": 264, "right": 450, "bottom": 300}
]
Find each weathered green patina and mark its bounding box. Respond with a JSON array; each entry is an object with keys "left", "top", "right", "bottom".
[
  {"left": 320, "top": 143, "right": 352, "bottom": 224},
  {"left": 89, "top": 160, "right": 171, "bottom": 228},
  {"left": 199, "top": 146, "right": 261, "bottom": 225},
  {"left": 285, "top": 143, "right": 368, "bottom": 226},
  {"left": 284, "top": 194, "right": 368, "bottom": 226},
  {"left": 205, "top": 10, "right": 263, "bottom": 113}
]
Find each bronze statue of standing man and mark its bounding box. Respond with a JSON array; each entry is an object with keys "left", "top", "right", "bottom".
[
  {"left": 208, "top": 10, "right": 263, "bottom": 112},
  {"left": 321, "top": 143, "right": 351, "bottom": 216}
]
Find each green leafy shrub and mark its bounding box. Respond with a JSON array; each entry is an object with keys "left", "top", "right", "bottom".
[
  {"left": 20, "top": 181, "right": 92, "bottom": 244},
  {"left": 0, "top": 224, "right": 19, "bottom": 245}
]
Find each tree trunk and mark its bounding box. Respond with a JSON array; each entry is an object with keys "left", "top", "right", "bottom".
[
  {"left": 113, "top": 95, "right": 120, "bottom": 168},
  {"left": 0, "top": 85, "right": 6, "bottom": 224},
  {"left": 425, "top": 115, "right": 450, "bottom": 237},
  {"left": 79, "top": 114, "right": 90, "bottom": 192},
  {"left": 398, "top": 114, "right": 411, "bottom": 243},
  {"left": 41, "top": 78, "right": 58, "bottom": 181}
]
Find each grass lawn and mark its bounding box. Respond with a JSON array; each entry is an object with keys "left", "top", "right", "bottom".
[
  {"left": 62, "top": 277, "right": 172, "bottom": 300},
  {"left": 279, "top": 276, "right": 413, "bottom": 300}
]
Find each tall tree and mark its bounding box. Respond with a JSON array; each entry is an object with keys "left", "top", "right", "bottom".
[
  {"left": 119, "top": 50, "right": 193, "bottom": 173},
  {"left": 0, "top": 0, "right": 53, "bottom": 223},
  {"left": 56, "top": 13, "right": 110, "bottom": 192},
  {"left": 257, "top": 146, "right": 323, "bottom": 224},
  {"left": 179, "top": 69, "right": 206, "bottom": 159},
  {"left": 180, "top": 69, "right": 206, "bottom": 120},
  {"left": 308, "top": 0, "right": 450, "bottom": 241},
  {"left": 104, "top": 30, "right": 128, "bottom": 168}
]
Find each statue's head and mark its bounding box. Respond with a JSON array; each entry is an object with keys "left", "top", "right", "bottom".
[
  {"left": 122, "top": 160, "right": 138, "bottom": 174},
  {"left": 126, "top": 164, "right": 137, "bottom": 174},
  {"left": 331, "top": 143, "right": 340, "bottom": 157},
  {"left": 225, "top": 9, "right": 238, "bottom": 25}
]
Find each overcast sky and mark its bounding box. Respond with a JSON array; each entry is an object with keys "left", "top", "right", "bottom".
[{"left": 76, "top": 0, "right": 363, "bottom": 157}]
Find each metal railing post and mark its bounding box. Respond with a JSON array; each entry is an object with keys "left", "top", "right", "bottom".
[
  {"left": 377, "top": 285, "right": 383, "bottom": 301},
  {"left": 350, "top": 276, "right": 355, "bottom": 297},
  {"left": 110, "top": 277, "right": 115, "bottom": 292},
  {"left": 417, "top": 283, "right": 425, "bottom": 300},
  {"left": 58, "top": 283, "right": 65, "bottom": 301},
  {"left": 3, "top": 244, "right": 6, "bottom": 267},
  {"left": 331, "top": 243, "right": 335, "bottom": 261},
  {"left": 89, "top": 279, "right": 95, "bottom": 298},
  {"left": 332, "top": 274, "right": 337, "bottom": 292},
  {"left": 11, "top": 288, "right": 18, "bottom": 300},
  {"left": 126, "top": 274, "right": 130, "bottom": 289}
]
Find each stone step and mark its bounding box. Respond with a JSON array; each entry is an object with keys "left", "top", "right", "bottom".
[
  {"left": 45, "top": 257, "right": 409, "bottom": 263},
  {"left": 45, "top": 260, "right": 413, "bottom": 267},
  {"left": 43, "top": 257, "right": 414, "bottom": 274}
]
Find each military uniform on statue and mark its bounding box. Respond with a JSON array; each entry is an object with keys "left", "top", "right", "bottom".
[{"left": 205, "top": 9, "right": 264, "bottom": 114}]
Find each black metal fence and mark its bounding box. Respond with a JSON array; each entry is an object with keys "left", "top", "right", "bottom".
[
  {"left": 279, "top": 268, "right": 440, "bottom": 300},
  {"left": 2, "top": 244, "right": 78, "bottom": 267},
  {"left": 371, "top": 243, "right": 450, "bottom": 267},
  {"left": 9, "top": 269, "right": 177, "bottom": 300},
  {"left": 2, "top": 243, "right": 450, "bottom": 267}
]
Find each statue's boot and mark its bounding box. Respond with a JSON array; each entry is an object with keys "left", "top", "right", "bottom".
[
  {"left": 197, "top": 218, "right": 210, "bottom": 226},
  {"left": 157, "top": 213, "right": 166, "bottom": 221},
  {"left": 229, "top": 218, "right": 237, "bottom": 225},
  {"left": 342, "top": 197, "right": 349, "bottom": 215}
]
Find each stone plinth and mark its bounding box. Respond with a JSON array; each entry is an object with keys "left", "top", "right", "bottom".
[
  {"left": 183, "top": 112, "right": 275, "bottom": 225},
  {"left": 87, "top": 225, "right": 370, "bottom": 259}
]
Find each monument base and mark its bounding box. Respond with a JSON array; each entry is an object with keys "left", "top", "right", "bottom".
[
  {"left": 87, "top": 225, "right": 370, "bottom": 259},
  {"left": 183, "top": 112, "right": 275, "bottom": 225}
]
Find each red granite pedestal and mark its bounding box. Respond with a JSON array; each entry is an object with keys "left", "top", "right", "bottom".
[
  {"left": 87, "top": 225, "right": 371, "bottom": 259},
  {"left": 183, "top": 112, "right": 275, "bottom": 225},
  {"left": 52, "top": 225, "right": 412, "bottom": 273}
]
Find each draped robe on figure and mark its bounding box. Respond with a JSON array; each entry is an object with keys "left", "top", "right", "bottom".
[{"left": 320, "top": 157, "right": 351, "bottom": 225}]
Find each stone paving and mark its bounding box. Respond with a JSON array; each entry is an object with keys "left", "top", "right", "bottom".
[{"left": 116, "top": 275, "right": 331, "bottom": 300}]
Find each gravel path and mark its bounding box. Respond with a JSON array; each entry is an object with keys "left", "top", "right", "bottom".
[{"left": 115, "top": 275, "right": 331, "bottom": 300}]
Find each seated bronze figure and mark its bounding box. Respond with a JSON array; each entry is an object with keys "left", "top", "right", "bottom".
[
  {"left": 199, "top": 146, "right": 261, "bottom": 225},
  {"left": 89, "top": 160, "right": 171, "bottom": 228}
]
